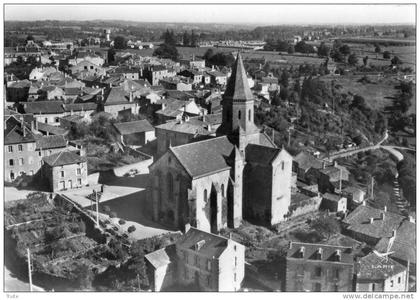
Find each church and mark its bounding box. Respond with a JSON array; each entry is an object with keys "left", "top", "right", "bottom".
[{"left": 149, "top": 53, "right": 292, "bottom": 233}]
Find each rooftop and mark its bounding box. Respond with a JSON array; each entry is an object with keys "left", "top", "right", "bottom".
[
  {"left": 222, "top": 53, "right": 253, "bottom": 101},
  {"left": 42, "top": 151, "right": 86, "bottom": 167},
  {"left": 356, "top": 252, "right": 407, "bottom": 280},
  {"left": 35, "top": 135, "right": 67, "bottom": 150},
  {"left": 113, "top": 120, "right": 154, "bottom": 135},
  {"left": 287, "top": 241, "right": 354, "bottom": 265},
  {"left": 23, "top": 101, "right": 65, "bottom": 114}
]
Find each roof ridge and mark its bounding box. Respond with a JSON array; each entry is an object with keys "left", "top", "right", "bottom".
[
  {"left": 171, "top": 135, "right": 228, "bottom": 150},
  {"left": 290, "top": 241, "right": 352, "bottom": 249}
]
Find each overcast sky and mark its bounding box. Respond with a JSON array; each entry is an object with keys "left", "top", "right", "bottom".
[{"left": 5, "top": 4, "right": 416, "bottom": 25}]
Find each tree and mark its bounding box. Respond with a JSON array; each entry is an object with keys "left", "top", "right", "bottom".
[
  {"left": 317, "top": 42, "right": 330, "bottom": 57},
  {"left": 310, "top": 213, "right": 340, "bottom": 240},
  {"left": 153, "top": 43, "right": 179, "bottom": 61},
  {"left": 203, "top": 48, "right": 214, "bottom": 61},
  {"left": 363, "top": 56, "right": 368, "bottom": 66},
  {"left": 280, "top": 70, "right": 290, "bottom": 88},
  {"left": 331, "top": 49, "right": 345, "bottom": 63},
  {"left": 383, "top": 51, "right": 391, "bottom": 59},
  {"left": 276, "top": 40, "right": 289, "bottom": 52},
  {"left": 287, "top": 45, "right": 295, "bottom": 54},
  {"left": 26, "top": 35, "right": 34, "bottom": 42},
  {"left": 162, "top": 29, "right": 177, "bottom": 46},
  {"left": 114, "top": 36, "right": 127, "bottom": 49},
  {"left": 295, "top": 41, "right": 315, "bottom": 54},
  {"left": 279, "top": 87, "right": 289, "bottom": 101},
  {"left": 339, "top": 44, "right": 351, "bottom": 55},
  {"left": 182, "top": 31, "right": 190, "bottom": 46},
  {"left": 348, "top": 53, "right": 358, "bottom": 66},
  {"left": 391, "top": 56, "right": 403, "bottom": 66},
  {"left": 190, "top": 30, "right": 198, "bottom": 47},
  {"left": 107, "top": 47, "right": 116, "bottom": 64},
  {"left": 374, "top": 44, "right": 381, "bottom": 53}
]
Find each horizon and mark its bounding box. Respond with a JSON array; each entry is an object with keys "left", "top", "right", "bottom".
[{"left": 5, "top": 4, "right": 416, "bottom": 25}]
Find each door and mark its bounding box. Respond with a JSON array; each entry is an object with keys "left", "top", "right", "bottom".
[
  {"left": 59, "top": 181, "right": 65, "bottom": 190},
  {"left": 68, "top": 180, "right": 72, "bottom": 189}
]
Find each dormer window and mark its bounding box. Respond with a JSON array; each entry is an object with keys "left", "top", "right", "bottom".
[
  {"left": 315, "top": 248, "right": 323, "bottom": 260},
  {"left": 334, "top": 250, "right": 341, "bottom": 262},
  {"left": 298, "top": 246, "right": 305, "bottom": 258}
]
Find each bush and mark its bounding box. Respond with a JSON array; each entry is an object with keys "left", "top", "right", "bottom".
[
  {"left": 127, "top": 226, "right": 136, "bottom": 233},
  {"left": 109, "top": 211, "right": 117, "bottom": 218},
  {"left": 103, "top": 206, "right": 111, "bottom": 213},
  {"left": 119, "top": 219, "right": 126, "bottom": 225}
]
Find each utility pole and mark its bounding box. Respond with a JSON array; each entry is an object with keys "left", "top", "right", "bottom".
[
  {"left": 27, "top": 248, "right": 33, "bottom": 292},
  {"left": 137, "top": 273, "right": 141, "bottom": 291},
  {"left": 370, "top": 176, "right": 375, "bottom": 199},
  {"left": 339, "top": 168, "right": 342, "bottom": 194},
  {"left": 95, "top": 189, "right": 99, "bottom": 227}
]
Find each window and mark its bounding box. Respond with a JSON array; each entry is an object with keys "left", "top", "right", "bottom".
[
  {"left": 60, "top": 171, "right": 65, "bottom": 178},
  {"left": 38, "top": 151, "right": 42, "bottom": 156},
  {"left": 90, "top": 66, "right": 94, "bottom": 70},
  {"left": 9, "top": 159, "right": 14, "bottom": 166},
  {"left": 10, "top": 172, "right": 15, "bottom": 181},
  {"left": 238, "top": 110, "right": 241, "bottom": 119},
  {"left": 390, "top": 280, "right": 394, "bottom": 287},
  {"left": 84, "top": 66, "right": 88, "bottom": 70},
  {"left": 281, "top": 161, "right": 285, "bottom": 170},
  {"left": 77, "top": 178, "right": 82, "bottom": 186},
  {"left": 221, "top": 184, "right": 225, "bottom": 197},
  {"left": 8, "top": 145, "right": 13, "bottom": 153},
  {"left": 44, "top": 118, "right": 48, "bottom": 124},
  {"left": 18, "top": 144, "right": 23, "bottom": 152},
  {"left": 204, "top": 189, "right": 208, "bottom": 202},
  {"left": 235, "top": 256, "right": 237, "bottom": 267},
  {"left": 248, "top": 109, "right": 251, "bottom": 121},
  {"left": 207, "top": 275, "right": 211, "bottom": 286},
  {"left": 55, "top": 117, "right": 59, "bottom": 123},
  {"left": 314, "top": 267, "right": 322, "bottom": 277},
  {"left": 398, "top": 277, "right": 401, "bottom": 284},
  {"left": 207, "top": 260, "right": 211, "bottom": 271},
  {"left": 371, "top": 283, "right": 376, "bottom": 292},
  {"left": 19, "top": 171, "right": 24, "bottom": 176},
  {"left": 313, "top": 282, "right": 322, "bottom": 292},
  {"left": 234, "top": 245, "right": 237, "bottom": 251},
  {"left": 29, "top": 170, "right": 34, "bottom": 176},
  {"left": 77, "top": 168, "right": 81, "bottom": 175},
  {"left": 234, "top": 273, "right": 237, "bottom": 282},
  {"left": 168, "top": 173, "right": 174, "bottom": 196},
  {"left": 333, "top": 268, "right": 340, "bottom": 280}
]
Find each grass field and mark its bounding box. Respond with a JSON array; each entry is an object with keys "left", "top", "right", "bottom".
[{"left": 320, "top": 75, "right": 416, "bottom": 114}]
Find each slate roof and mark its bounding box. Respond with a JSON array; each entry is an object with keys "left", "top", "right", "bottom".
[
  {"left": 104, "top": 87, "right": 130, "bottom": 106},
  {"left": 144, "top": 245, "right": 176, "bottom": 269},
  {"left": 245, "top": 143, "right": 281, "bottom": 165},
  {"left": 35, "top": 135, "right": 67, "bottom": 150},
  {"left": 114, "top": 120, "right": 154, "bottom": 135},
  {"left": 42, "top": 151, "right": 86, "bottom": 167},
  {"left": 223, "top": 53, "right": 254, "bottom": 101},
  {"left": 176, "top": 227, "right": 229, "bottom": 258},
  {"left": 64, "top": 103, "right": 97, "bottom": 112},
  {"left": 293, "top": 151, "right": 324, "bottom": 171},
  {"left": 356, "top": 252, "right": 407, "bottom": 280},
  {"left": 170, "top": 136, "right": 234, "bottom": 178},
  {"left": 155, "top": 119, "right": 211, "bottom": 135},
  {"left": 9, "top": 80, "right": 32, "bottom": 89},
  {"left": 343, "top": 205, "right": 405, "bottom": 240},
  {"left": 4, "top": 125, "right": 36, "bottom": 145},
  {"left": 287, "top": 242, "right": 354, "bottom": 264},
  {"left": 64, "top": 87, "right": 83, "bottom": 95},
  {"left": 322, "top": 193, "right": 344, "bottom": 202},
  {"left": 36, "top": 122, "right": 68, "bottom": 135},
  {"left": 23, "top": 101, "right": 65, "bottom": 114},
  {"left": 375, "top": 220, "right": 416, "bottom": 264}
]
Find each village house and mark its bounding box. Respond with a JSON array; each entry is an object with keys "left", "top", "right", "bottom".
[
  {"left": 112, "top": 66, "right": 140, "bottom": 80},
  {"left": 321, "top": 192, "right": 347, "bottom": 213},
  {"left": 285, "top": 242, "right": 354, "bottom": 292},
  {"left": 287, "top": 191, "right": 322, "bottom": 219},
  {"left": 155, "top": 115, "right": 216, "bottom": 157},
  {"left": 179, "top": 69, "right": 204, "bottom": 84},
  {"left": 180, "top": 57, "right": 206, "bottom": 70},
  {"left": 154, "top": 99, "right": 205, "bottom": 124},
  {"left": 113, "top": 119, "right": 155, "bottom": 146},
  {"left": 206, "top": 70, "right": 227, "bottom": 86},
  {"left": 21, "top": 101, "right": 66, "bottom": 125},
  {"left": 6, "top": 80, "right": 32, "bottom": 103},
  {"left": 342, "top": 203, "right": 406, "bottom": 246},
  {"left": 42, "top": 150, "right": 88, "bottom": 192},
  {"left": 143, "top": 65, "right": 170, "bottom": 86},
  {"left": 146, "top": 225, "right": 245, "bottom": 292},
  {"left": 159, "top": 76, "right": 193, "bottom": 91},
  {"left": 70, "top": 60, "right": 106, "bottom": 77},
  {"left": 102, "top": 87, "right": 139, "bottom": 118},
  {"left": 375, "top": 219, "right": 416, "bottom": 271},
  {"left": 355, "top": 252, "right": 408, "bottom": 292},
  {"left": 149, "top": 54, "right": 293, "bottom": 232},
  {"left": 307, "top": 162, "right": 350, "bottom": 193},
  {"left": 340, "top": 186, "right": 366, "bottom": 205},
  {"left": 68, "top": 52, "right": 105, "bottom": 67},
  {"left": 292, "top": 151, "right": 324, "bottom": 182}
]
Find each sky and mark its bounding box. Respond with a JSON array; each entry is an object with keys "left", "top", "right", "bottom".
[{"left": 5, "top": 4, "right": 416, "bottom": 25}]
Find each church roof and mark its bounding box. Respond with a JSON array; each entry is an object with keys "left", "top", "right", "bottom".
[
  {"left": 246, "top": 143, "right": 281, "bottom": 165},
  {"left": 223, "top": 53, "right": 254, "bottom": 101},
  {"left": 170, "top": 136, "right": 234, "bottom": 178}
]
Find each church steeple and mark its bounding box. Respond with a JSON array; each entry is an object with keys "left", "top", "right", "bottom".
[{"left": 217, "top": 52, "right": 259, "bottom": 137}]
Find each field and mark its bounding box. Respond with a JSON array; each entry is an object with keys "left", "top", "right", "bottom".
[{"left": 320, "top": 74, "right": 416, "bottom": 114}]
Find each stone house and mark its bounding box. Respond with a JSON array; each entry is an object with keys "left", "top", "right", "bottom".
[
  {"left": 102, "top": 87, "right": 139, "bottom": 118},
  {"left": 341, "top": 186, "right": 366, "bottom": 205},
  {"left": 293, "top": 151, "right": 324, "bottom": 182},
  {"left": 21, "top": 101, "right": 65, "bottom": 125},
  {"left": 285, "top": 242, "right": 354, "bottom": 292},
  {"left": 321, "top": 192, "right": 347, "bottom": 213},
  {"left": 355, "top": 252, "right": 408, "bottom": 292},
  {"left": 179, "top": 69, "right": 204, "bottom": 84},
  {"left": 42, "top": 151, "right": 88, "bottom": 192},
  {"left": 206, "top": 70, "right": 227, "bottom": 86},
  {"left": 146, "top": 225, "right": 245, "bottom": 292},
  {"left": 113, "top": 119, "right": 155, "bottom": 146},
  {"left": 143, "top": 65, "right": 169, "bottom": 86},
  {"left": 342, "top": 203, "right": 405, "bottom": 246}
]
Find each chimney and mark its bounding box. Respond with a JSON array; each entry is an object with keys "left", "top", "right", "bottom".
[
  {"left": 185, "top": 223, "right": 191, "bottom": 233},
  {"left": 334, "top": 161, "right": 338, "bottom": 167},
  {"left": 288, "top": 241, "right": 293, "bottom": 249},
  {"left": 322, "top": 161, "right": 326, "bottom": 169},
  {"left": 384, "top": 206, "right": 387, "bottom": 212},
  {"left": 369, "top": 217, "right": 374, "bottom": 224},
  {"left": 299, "top": 246, "right": 305, "bottom": 258},
  {"left": 335, "top": 250, "right": 341, "bottom": 261},
  {"left": 362, "top": 200, "right": 366, "bottom": 206}
]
